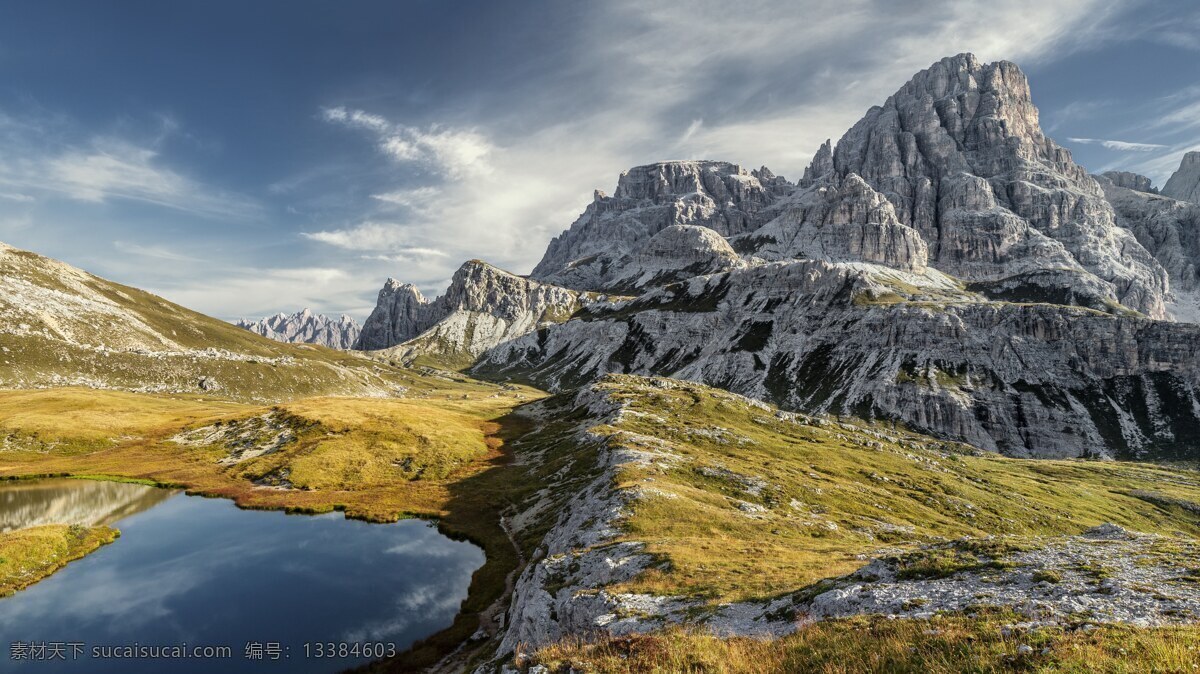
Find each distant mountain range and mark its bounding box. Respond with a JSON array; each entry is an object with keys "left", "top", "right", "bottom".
[{"left": 235, "top": 309, "right": 361, "bottom": 350}]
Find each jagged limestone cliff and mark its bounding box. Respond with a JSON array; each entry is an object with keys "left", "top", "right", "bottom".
[
  {"left": 1163, "top": 152, "right": 1200, "bottom": 204},
  {"left": 530, "top": 161, "right": 791, "bottom": 291},
  {"left": 477, "top": 259, "right": 1200, "bottom": 459}
]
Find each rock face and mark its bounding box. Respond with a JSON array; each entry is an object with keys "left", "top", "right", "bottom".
[
  {"left": 357, "top": 260, "right": 586, "bottom": 363},
  {"left": 1098, "top": 175, "right": 1200, "bottom": 322},
  {"left": 354, "top": 281, "right": 438, "bottom": 351},
  {"left": 530, "top": 161, "right": 792, "bottom": 291},
  {"left": 1163, "top": 152, "right": 1200, "bottom": 204},
  {"left": 801, "top": 53, "right": 1168, "bottom": 319},
  {"left": 743, "top": 173, "right": 929, "bottom": 273},
  {"left": 1101, "top": 171, "right": 1157, "bottom": 194},
  {"left": 604, "top": 224, "right": 747, "bottom": 292},
  {"left": 236, "top": 309, "right": 360, "bottom": 349},
  {"left": 477, "top": 260, "right": 1200, "bottom": 460}
]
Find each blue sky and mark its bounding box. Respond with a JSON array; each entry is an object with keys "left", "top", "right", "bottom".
[{"left": 0, "top": 1, "right": 1197, "bottom": 320}]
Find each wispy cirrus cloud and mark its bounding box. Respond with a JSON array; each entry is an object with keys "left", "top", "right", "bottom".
[
  {"left": 1067, "top": 137, "right": 1167, "bottom": 151},
  {"left": 301, "top": 220, "right": 442, "bottom": 256},
  {"left": 145, "top": 266, "right": 379, "bottom": 321},
  {"left": 0, "top": 118, "right": 259, "bottom": 220},
  {"left": 370, "top": 186, "right": 441, "bottom": 212}
]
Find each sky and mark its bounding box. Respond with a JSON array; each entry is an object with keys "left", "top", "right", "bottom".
[{"left": 0, "top": 1, "right": 1197, "bottom": 321}]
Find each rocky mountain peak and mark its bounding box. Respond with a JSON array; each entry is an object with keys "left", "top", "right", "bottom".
[
  {"left": 747, "top": 173, "right": 929, "bottom": 273},
  {"left": 801, "top": 139, "right": 833, "bottom": 187},
  {"left": 795, "top": 53, "right": 1169, "bottom": 318},
  {"left": 1163, "top": 151, "right": 1200, "bottom": 204},
  {"left": 612, "top": 160, "right": 745, "bottom": 201},
  {"left": 353, "top": 279, "right": 433, "bottom": 350}
]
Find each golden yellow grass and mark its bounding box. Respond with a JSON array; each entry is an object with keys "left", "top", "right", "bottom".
[{"left": 531, "top": 618, "right": 1200, "bottom": 673}]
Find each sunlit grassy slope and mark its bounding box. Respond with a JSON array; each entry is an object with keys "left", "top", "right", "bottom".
[{"left": 532, "top": 617, "right": 1200, "bottom": 674}]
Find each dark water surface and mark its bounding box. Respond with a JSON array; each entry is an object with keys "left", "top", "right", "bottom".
[{"left": 0, "top": 479, "right": 484, "bottom": 673}]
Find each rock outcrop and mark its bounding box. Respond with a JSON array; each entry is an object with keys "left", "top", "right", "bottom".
[
  {"left": 1102, "top": 171, "right": 1157, "bottom": 194},
  {"left": 1098, "top": 175, "right": 1200, "bottom": 321},
  {"left": 358, "top": 260, "right": 588, "bottom": 364},
  {"left": 604, "top": 224, "right": 747, "bottom": 292},
  {"left": 354, "top": 281, "right": 439, "bottom": 351},
  {"left": 236, "top": 309, "right": 361, "bottom": 349},
  {"left": 530, "top": 161, "right": 792, "bottom": 291},
  {"left": 743, "top": 173, "right": 929, "bottom": 273},
  {"left": 1163, "top": 151, "right": 1200, "bottom": 204}
]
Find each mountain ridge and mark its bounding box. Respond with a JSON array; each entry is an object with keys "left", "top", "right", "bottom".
[{"left": 0, "top": 241, "right": 410, "bottom": 401}]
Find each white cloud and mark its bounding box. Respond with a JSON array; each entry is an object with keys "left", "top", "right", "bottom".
[
  {"left": 1108, "top": 142, "right": 1200, "bottom": 187},
  {"left": 320, "top": 106, "right": 390, "bottom": 133},
  {"left": 0, "top": 192, "right": 33, "bottom": 202},
  {"left": 0, "top": 129, "right": 258, "bottom": 220},
  {"left": 1068, "top": 137, "right": 1167, "bottom": 151},
  {"left": 1154, "top": 99, "right": 1200, "bottom": 131},
  {"left": 113, "top": 240, "right": 202, "bottom": 262},
  {"left": 302, "top": 221, "right": 426, "bottom": 252},
  {"left": 321, "top": 107, "right": 493, "bottom": 178},
  {"left": 371, "top": 186, "right": 441, "bottom": 211},
  {"left": 148, "top": 266, "right": 377, "bottom": 321}
]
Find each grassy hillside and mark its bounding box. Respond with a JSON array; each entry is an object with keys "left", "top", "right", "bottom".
[
  {"left": 531, "top": 618, "right": 1200, "bottom": 673},
  {"left": 530, "top": 376, "right": 1200, "bottom": 603},
  {"left": 0, "top": 242, "right": 419, "bottom": 401}
]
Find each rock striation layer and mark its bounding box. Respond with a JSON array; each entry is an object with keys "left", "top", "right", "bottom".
[
  {"left": 236, "top": 309, "right": 361, "bottom": 350},
  {"left": 478, "top": 259, "right": 1200, "bottom": 460},
  {"left": 1101, "top": 171, "right": 1157, "bottom": 194},
  {"left": 743, "top": 173, "right": 929, "bottom": 272}
]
